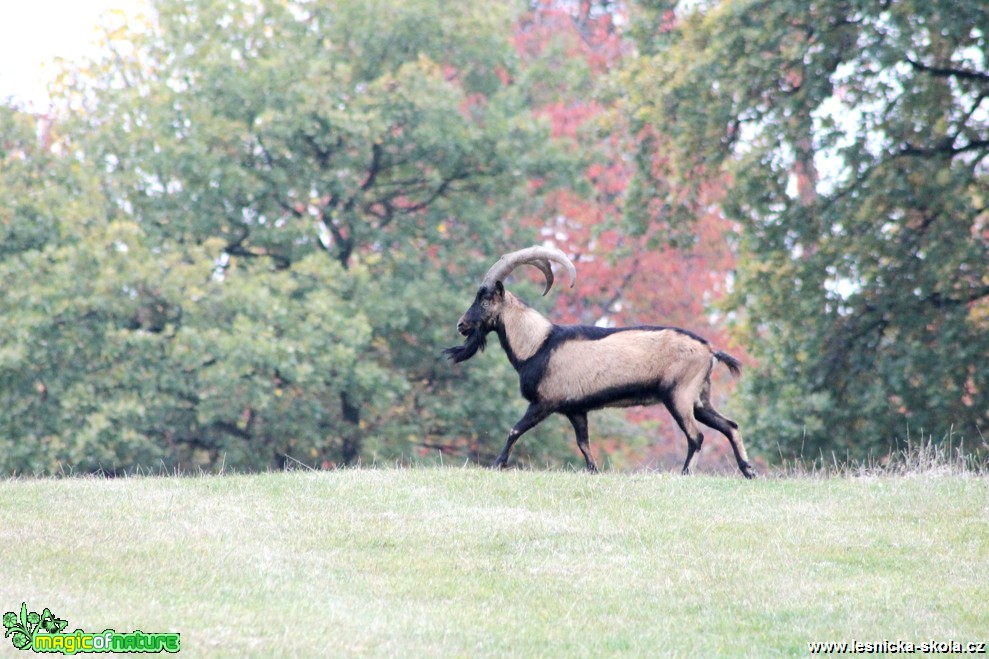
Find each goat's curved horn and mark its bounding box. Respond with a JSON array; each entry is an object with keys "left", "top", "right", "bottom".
[{"left": 480, "top": 246, "right": 576, "bottom": 296}]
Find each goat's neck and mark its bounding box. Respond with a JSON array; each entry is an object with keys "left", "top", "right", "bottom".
[{"left": 497, "top": 292, "right": 553, "bottom": 366}]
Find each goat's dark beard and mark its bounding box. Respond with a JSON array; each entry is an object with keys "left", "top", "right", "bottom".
[{"left": 443, "top": 329, "right": 487, "bottom": 364}]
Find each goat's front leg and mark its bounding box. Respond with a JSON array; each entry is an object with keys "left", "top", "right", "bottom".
[
  {"left": 492, "top": 403, "right": 550, "bottom": 469},
  {"left": 566, "top": 411, "right": 598, "bottom": 473}
]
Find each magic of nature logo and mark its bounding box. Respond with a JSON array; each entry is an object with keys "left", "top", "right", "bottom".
[{"left": 3, "top": 603, "right": 180, "bottom": 654}]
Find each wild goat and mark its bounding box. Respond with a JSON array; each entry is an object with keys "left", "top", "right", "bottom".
[{"left": 445, "top": 245, "right": 756, "bottom": 478}]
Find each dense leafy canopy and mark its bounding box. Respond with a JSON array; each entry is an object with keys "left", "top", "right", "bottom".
[
  {"left": 2, "top": 0, "right": 985, "bottom": 474},
  {"left": 1, "top": 0, "right": 589, "bottom": 473},
  {"left": 625, "top": 0, "right": 989, "bottom": 458}
]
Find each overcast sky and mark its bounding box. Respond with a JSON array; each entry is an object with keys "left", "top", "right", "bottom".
[{"left": 0, "top": 0, "right": 147, "bottom": 109}]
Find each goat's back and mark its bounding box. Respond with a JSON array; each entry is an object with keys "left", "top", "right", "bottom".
[{"left": 536, "top": 326, "right": 713, "bottom": 407}]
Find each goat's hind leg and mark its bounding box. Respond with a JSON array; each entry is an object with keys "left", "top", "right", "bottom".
[
  {"left": 492, "top": 403, "right": 550, "bottom": 469},
  {"left": 667, "top": 401, "right": 704, "bottom": 476},
  {"left": 694, "top": 403, "right": 756, "bottom": 479}
]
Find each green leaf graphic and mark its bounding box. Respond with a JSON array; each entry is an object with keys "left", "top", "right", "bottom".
[{"left": 6, "top": 603, "right": 39, "bottom": 650}]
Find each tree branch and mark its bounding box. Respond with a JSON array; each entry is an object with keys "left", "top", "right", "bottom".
[
  {"left": 898, "top": 139, "right": 989, "bottom": 158},
  {"left": 905, "top": 56, "right": 989, "bottom": 84},
  {"left": 927, "top": 285, "right": 989, "bottom": 308},
  {"left": 210, "top": 420, "right": 252, "bottom": 440},
  {"left": 361, "top": 142, "right": 383, "bottom": 192}
]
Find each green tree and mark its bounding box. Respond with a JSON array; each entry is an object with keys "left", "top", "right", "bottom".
[
  {"left": 624, "top": 0, "right": 989, "bottom": 459},
  {"left": 0, "top": 109, "right": 380, "bottom": 472},
  {"left": 1, "top": 0, "right": 587, "bottom": 474}
]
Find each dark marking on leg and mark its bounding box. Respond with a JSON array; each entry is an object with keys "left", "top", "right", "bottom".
[
  {"left": 695, "top": 404, "right": 756, "bottom": 479},
  {"left": 667, "top": 400, "right": 704, "bottom": 476},
  {"left": 681, "top": 432, "right": 704, "bottom": 475},
  {"left": 492, "top": 403, "right": 550, "bottom": 469},
  {"left": 566, "top": 411, "right": 598, "bottom": 473}
]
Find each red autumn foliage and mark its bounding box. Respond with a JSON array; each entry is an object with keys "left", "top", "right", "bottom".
[
  {"left": 514, "top": 0, "right": 624, "bottom": 75},
  {"left": 513, "top": 1, "right": 746, "bottom": 471}
]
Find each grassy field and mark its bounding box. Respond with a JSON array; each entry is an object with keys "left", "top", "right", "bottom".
[{"left": 1, "top": 468, "right": 986, "bottom": 657}]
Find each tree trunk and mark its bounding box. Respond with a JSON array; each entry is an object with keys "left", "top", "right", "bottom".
[{"left": 340, "top": 391, "right": 361, "bottom": 466}]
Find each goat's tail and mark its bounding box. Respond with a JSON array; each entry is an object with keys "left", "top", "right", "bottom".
[{"left": 714, "top": 350, "right": 742, "bottom": 378}]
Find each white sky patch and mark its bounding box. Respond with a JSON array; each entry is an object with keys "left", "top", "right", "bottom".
[
  {"left": 810, "top": 93, "right": 862, "bottom": 196},
  {"left": 0, "top": 0, "right": 147, "bottom": 110}
]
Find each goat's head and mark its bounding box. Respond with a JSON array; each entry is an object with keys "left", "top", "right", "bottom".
[{"left": 444, "top": 246, "right": 576, "bottom": 363}]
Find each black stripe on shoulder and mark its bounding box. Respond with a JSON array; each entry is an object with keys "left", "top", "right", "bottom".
[{"left": 548, "top": 323, "right": 710, "bottom": 346}]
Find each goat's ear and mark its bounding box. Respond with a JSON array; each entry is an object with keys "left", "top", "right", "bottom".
[{"left": 494, "top": 280, "right": 505, "bottom": 298}]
